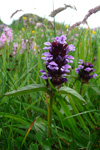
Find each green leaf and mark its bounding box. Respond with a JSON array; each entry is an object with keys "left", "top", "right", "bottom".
[
  {"left": 89, "top": 83, "right": 100, "bottom": 95},
  {"left": 0, "top": 112, "right": 31, "bottom": 125},
  {"left": 4, "top": 84, "right": 50, "bottom": 96},
  {"left": 36, "top": 131, "right": 42, "bottom": 144},
  {"left": 58, "top": 86, "right": 86, "bottom": 104},
  {"left": 0, "top": 128, "right": 2, "bottom": 136},
  {"left": 43, "top": 144, "right": 50, "bottom": 150},
  {"left": 29, "top": 143, "right": 38, "bottom": 150}
]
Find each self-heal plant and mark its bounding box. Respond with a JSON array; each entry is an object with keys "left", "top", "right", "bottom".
[
  {"left": 40, "top": 35, "right": 75, "bottom": 87},
  {"left": 39, "top": 35, "right": 75, "bottom": 137},
  {"left": 5, "top": 35, "right": 86, "bottom": 143},
  {"left": 75, "top": 59, "right": 97, "bottom": 83}
]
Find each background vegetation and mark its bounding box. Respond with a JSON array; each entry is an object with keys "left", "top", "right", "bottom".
[{"left": 0, "top": 13, "right": 100, "bottom": 150}]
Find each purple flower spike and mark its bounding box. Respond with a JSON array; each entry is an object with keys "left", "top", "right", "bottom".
[
  {"left": 40, "top": 35, "right": 75, "bottom": 87},
  {"left": 75, "top": 60, "right": 97, "bottom": 83}
]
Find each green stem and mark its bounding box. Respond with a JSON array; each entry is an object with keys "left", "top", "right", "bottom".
[
  {"left": 48, "top": 96, "right": 53, "bottom": 137},
  {"left": 80, "top": 82, "right": 84, "bottom": 95}
]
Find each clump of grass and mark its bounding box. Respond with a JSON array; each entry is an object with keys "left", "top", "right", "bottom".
[{"left": 0, "top": 6, "right": 100, "bottom": 150}]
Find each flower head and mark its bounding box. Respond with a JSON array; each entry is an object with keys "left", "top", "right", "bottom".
[
  {"left": 13, "top": 43, "right": 18, "bottom": 55},
  {"left": 22, "top": 28, "right": 25, "bottom": 31},
  {"left": 23, "top": 16, "right": 27, "bottom": 20},
  {"left": 20, "top": 37, "right": 34, "bottom": 53},
  {"left": 3, "top": 26, "right": 13, "bottom": 42},
  {"left": 40, "top": 35, "right": 75, "bottom": 87},
  {"left": 92, "top": 30, "right": 96, "bottom": 34},
  {"left": 32, "top": 30, "right": 35, "bottom": 34},
  {"left": 65, "top": 25, "right": 69, "bottom": 28},
  {"left": 75, "top": 59, "right": 97, "bottom": 83}
]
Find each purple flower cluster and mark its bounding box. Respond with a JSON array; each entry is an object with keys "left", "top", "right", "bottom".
[
  {"left": 13, "top": 43, "right": 18, "bottom": 55},
  {"left": 40, "top": 35, "right": 75, "bottom": 87},
  {"left": 0, "top": 33, "right": 6, "bottom": 49},
  {"left": 20, "top": 37, "right": 34, "bottom": 53},
  {"left": 3, "top": 26, "right": 13, "bottom": 43},
  {"left": 75, "top": 59, "right": 97, "bottom": 83},
  {"left": 0, "top": 26, "right": 13, "bottom": 49}
]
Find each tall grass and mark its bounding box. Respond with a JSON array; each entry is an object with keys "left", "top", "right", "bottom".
[{"left": 0, "top": 14, "right": 100, "bottom": 150}]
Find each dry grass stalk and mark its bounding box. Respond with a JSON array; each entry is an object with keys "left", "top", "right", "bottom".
[
  {"left": 69, "top": 21, "right": 82, "bottom": 30},
  {"left": 48, "top": 21, "right": 54, "bottom": 29},
  {"left": 49, "top": 4, "right": 77, "bottom": 17},
  {"left": 82, "top": 5, "right": 100, "bottom": 23},
  {"left": 10, "top": 9, "right": 23, "bottom": 18},
  {"left": 69, "top": 5, "right": 100, "bottom": 31}
]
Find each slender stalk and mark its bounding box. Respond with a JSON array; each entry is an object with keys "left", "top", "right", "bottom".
[
  {"left": 80, "top": 82, "right": 84, "bottom": 95},
  {"left": 48, "top": 95, "right": 53, "bottom": 137}
]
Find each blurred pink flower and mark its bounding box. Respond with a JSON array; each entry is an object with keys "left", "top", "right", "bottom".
[
  {"left": 0, "top": 33, "right": 6, "bottom": 49},
  {"left": 13, "top": 43, "right": 18, "bottom": 55},
  {"left": 3, "top": 26, "right": 13, "bottom": 43}
]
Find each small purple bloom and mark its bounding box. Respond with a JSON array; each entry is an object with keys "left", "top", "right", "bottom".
[
  {"left": 75, "top": 60, "right": 97, "bottom": 83},
  {"left": 78, "top": 65, "right": 84, "bottom": 69},
  {"left": 92, "top": 74, "right": 98, "bottom": 78},
  {"left": 66, "top": 44, "right": 75, "bottom": 52},
  {"left": 84, "top": 67, "right": 91, "bottom": 72},
  {"left": 58, "top": 35, "right": 67, "bottom": 44},
  {"left": 47, "top": 61, "right": 59, "bottom": 71},
  {"left": 43, "top": 46, "right": 51, "bottom": 50},
  {"left": 44, "top": 42, "right": 51, "bottom": 46},
  {"left": 20, "top": 37, "right": 34, "bottom": 53},
  {"left": 13, "top": 43, "right": 18, "bottom": 55},
  {"left": 78, "top": 59, "right": 83, "bottom": 63},
  {"left": 75, "top": 68, "right": 80, "bottom": 74}
]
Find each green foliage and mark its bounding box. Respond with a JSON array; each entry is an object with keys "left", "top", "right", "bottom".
[{"left": 0, "top": 13, "right": 100, "bottom": 150}]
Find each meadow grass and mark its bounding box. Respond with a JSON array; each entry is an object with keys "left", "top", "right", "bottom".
[{"left": 0, "top": 15, "right": 100, "bottom": 150}]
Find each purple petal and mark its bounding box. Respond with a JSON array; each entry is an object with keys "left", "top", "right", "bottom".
[
  {"left": 42, "top": 52, "right": 53, "bottom": 61},
  {"left": 47, "top": 66, "right": 58, "bottom": 71},
  {"left": 61, "top": 64, "right": 71, "bottom": 72},
  {"left": 41, "top": 74, "right": 52, "bottom": 80},
  {"left": 67, "top": 55, "right": 74, "bottom": 59},
  {"left": 79, "top": 59, "right": 83, "bottom": 62},
  {"left": 43, "top": 47, "right": 51, "bottom": 50},
  {"left": 42, "top": 52, "right": 52, "bottom": 56},
  {"left": 75, "top": 68, "right": 80, "bottom": 74},
  {"left": 92, "top": 74, "right": 98, "bottom": 78},
  {"left": 39, "top": 70, "right": 45, "bottom": 73},
  {"left": 68, "top": 60, "right": 73, "bottom": 63},
  {"left": 67, "top": 44, "right": 75, "bottom": 52},
  {"left": 44, "top": 42, "right": 51, "bottom": 46},
  {"left": 55, "top": 36, "right": 60, "bottom": 41},
  {"left": 78, "top": 59, "right": 83, "bottom": 63},
  {"left": 78, "top": 65, "right": 84, "bottom": 69},
  {"left": 42, "top": 56, "right": 53, "bottom": 61},
  {"left": 63, "top": 64, "right": 71, "bottom": 69},
  {"left": 47, "top": 61, "right": 59, "bottom": 71},
  {"left": 59, "top": 35, "right": 67, "bottom": 44},
  {"left": 84, "top": 67, "right": 91, "bottom": 72},
  {"left": 61, "top": 77, "right": 68, "bottom": 83},
  {"left": 48, "top": 61, "right": 58, "bottom": 66},
  {"left": 40, "top": 71, "right": 52, "bottom": 80}
]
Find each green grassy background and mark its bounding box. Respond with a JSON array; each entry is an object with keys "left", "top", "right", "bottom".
[{"left": 0, "top": 14, "right": 100, "bottom": 150}]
